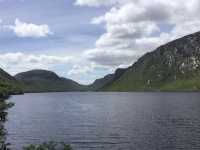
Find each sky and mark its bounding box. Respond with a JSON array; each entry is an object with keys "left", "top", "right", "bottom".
[{"left": 0, "top": 0, "right": 200, "bottom": 84}]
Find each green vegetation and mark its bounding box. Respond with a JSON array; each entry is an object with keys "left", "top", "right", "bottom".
[
  {"left": 23, "top": 142, "right": 72, "bottom": 150},
  {"left": 103, "top": 76, "right": 200, "bottom": 92},
  {"left": 0, "top": 68, "right": 23, "bottom": 98},
  {"left": 2, "top": 32, "right": 200, "bottom": 93},
  {"left": 0, "top": 82, "right": 22, "bottom": 97},
  {"left": 88, "top": 68, "right": 126, "bottom": 91},
  {"left": 0, "top": 98, "right": 14, "bottom": 150},
  {"left": 102, "top": 31, "right": 200, "bottom": 91},
  {"left": 15, "top": 70, "right": 86, "bottom": 93},
  {"left": 160, "top": 77, "right": 200, "bottom": 91}
]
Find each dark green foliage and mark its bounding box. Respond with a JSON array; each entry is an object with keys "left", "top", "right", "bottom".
[
  {"left": 0, "top": 68, "right": 23, "bottom": 98},
  {"left": 0, "top": 99, "right": 14, "bottom": 150},
  {"left": 15, "top": 69, "right": 86, "bottom": 93},
  {"left": 0, "top": 69, "right": 19, "bottom": 148},
  {"left": 23, "top": 142, "right": 72, "bottom": 150}
]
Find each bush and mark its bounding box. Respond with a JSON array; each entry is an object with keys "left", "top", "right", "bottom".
[{"left": 23, "top": 142, "right": 73, "bottom": 150}]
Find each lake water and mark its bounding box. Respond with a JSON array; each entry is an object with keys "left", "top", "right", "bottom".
[{"left": 5, "top": 92, "right": 200, "bottom": 150}]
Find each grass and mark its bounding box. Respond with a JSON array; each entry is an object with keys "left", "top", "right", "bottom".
[
  {"left": 160, "top": 77, "right": 200, "bottom": 91},
  {"left": 103, "top": 70, "right": 200, "bottom": 92}
]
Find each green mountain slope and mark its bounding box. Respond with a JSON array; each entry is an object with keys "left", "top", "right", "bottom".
[
  {"left": 88, "top": 68, "right": 126, "bottom": 91},
  {"left": 15, "top": 69, "right": 86, "bottom": 92},
  {"left": 103, "top": 31, "right": 200, "bottom": 91},
  {"left": 0, "top": 68, "right": 22, "bottom": 97}
]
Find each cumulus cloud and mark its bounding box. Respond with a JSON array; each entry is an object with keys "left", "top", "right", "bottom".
[
  {"left": 0, "top": 52, "right": 73, "bottom": 75},
  {"left": 74, "top": 0, "right": 200, "bottom": 69},
  {"left": 84, "top": 49, "right": 138, "bottom": 67},
  {"left": 7, "top": 19, "right": 52, "bottom": 38},
  {"left": 68, "top": 63, "right": 96, "bottom": 75}
]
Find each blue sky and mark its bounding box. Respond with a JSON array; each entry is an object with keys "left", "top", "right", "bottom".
[
  {"left": 0, "top": 0, "right": 200, "bottom": 84},
  {"left": 0, "top": 0, "right": 110, "bottom": 84},
  {"left": 0, "top": 0, "right": 106, "bottom": 53}
]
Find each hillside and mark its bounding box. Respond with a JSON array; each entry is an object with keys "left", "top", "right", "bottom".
[
  {"left": 0, "top": 68, "right": 22, "bottom": 97},
  {"left": 88, "top": 68, "right": 126, "bottom": 91},
  {"left": 15, "top": 69, "right": 86, "bottom": 92},
  {"left": 103, "top": 31, "right": 200, "bottom": 91}
]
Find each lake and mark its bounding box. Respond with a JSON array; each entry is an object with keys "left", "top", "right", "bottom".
[{"left": 5, "top": 92, "right": 200, "bottom": 150}]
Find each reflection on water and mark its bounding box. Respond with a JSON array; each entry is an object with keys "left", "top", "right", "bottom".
[{"left": 5, "top": 92, "right": 200, "bottom": 150}]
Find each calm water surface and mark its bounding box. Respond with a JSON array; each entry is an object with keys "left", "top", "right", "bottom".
[{"left": 5, "top": 92, "right": 200, "bottom": 150}]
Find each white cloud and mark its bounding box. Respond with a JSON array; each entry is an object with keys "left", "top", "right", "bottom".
[
  {"left": 75, "top": 0, "right": 200, "bottom": 69},
  {"left": 68, "top": 63, "right": 96, "bottom": 75},
  {"left": 84, "top": 49, "right": 138, "bottom": 67},
  {"left": 75, "top": 0, "right": 117, "bottom": 6},
  {"left": 75, "top": 0, "right": 133, "bottom": 6},
  {"left": 91, "top": 16, "right": 105, "bottom": 24},
  {"left": 0, "top": 52, "right": 73, "bottom": 75},
  {"left": 7, "top": 19, "right": 52, "bottom": 38}
]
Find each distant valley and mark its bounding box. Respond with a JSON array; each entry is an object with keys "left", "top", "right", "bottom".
[{"left": 1, "top": 31, "right": 200, "bottom": 96}]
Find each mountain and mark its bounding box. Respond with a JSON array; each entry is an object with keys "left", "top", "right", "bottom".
[
  {"left": 102, "top": 31, "right": 200, "bottom": 91},
  {"left": 88, "top": 68, "right": 126, "bottom": 91},
  {"left": 15, "top": 69, "right": 85, "bottom": 92},
  {"left": 0, "top": 68, "right": 22, "bottom": 97}
]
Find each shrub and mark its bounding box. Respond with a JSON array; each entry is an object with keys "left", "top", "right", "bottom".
[{"left": 23, "top": 142, "right": 73, "bottom": 150}]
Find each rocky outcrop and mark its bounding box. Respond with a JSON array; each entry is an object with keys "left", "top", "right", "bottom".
[{"left": 103, "top": 31, "right": 200, "bottom": 91}]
